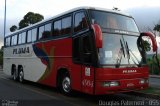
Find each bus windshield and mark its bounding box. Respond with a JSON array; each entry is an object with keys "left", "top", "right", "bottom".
[
  {"left": 90, "top": 10, "right": 145, "bottom": 67},
  {"left": 90, "top": 10, "right": 139, "bottom": 33}
]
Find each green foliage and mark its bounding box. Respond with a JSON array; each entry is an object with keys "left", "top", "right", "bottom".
[
  {"left": 10, "top": 25, "right": 18, "bottom": 32},
  {"left": 19, "top": 12, "right": 44, "bottom": 29},
  {"left": 154, "top": 24, "right": 160, "bottom": 32},
  {"left": 0, "top": 48, "right": 3, "bottom": 65},
  {"left": 10, "top": 12, "right": 44, "bottom": 31},
  {"left": 147, "top": 54, "right": 160, "bottom": 75},
  {"left": 143, "top": 40, "right": 151, "bottom": 51}
]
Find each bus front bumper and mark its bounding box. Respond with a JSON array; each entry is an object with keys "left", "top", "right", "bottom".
[{"left": 94, "top": 78, "right": 148, "bottom": 95}]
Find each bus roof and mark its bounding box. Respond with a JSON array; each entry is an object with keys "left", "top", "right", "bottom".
[{"left": 5, "top": 6, "right": 131, "bottom": 37}]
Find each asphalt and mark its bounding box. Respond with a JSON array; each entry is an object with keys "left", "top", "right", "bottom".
[{"left": 0, "top": 68, "right": 160, "bottom": 106}]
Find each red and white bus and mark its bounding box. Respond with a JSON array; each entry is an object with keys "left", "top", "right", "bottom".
[{"left": 3, "top": 7, "right": 157, "bottom": 95}]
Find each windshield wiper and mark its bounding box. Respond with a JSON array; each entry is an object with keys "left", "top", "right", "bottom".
[
  {"left": 125, "top": 41, "right": 141, "bottom": 67},
  {"left": 115, "top": 39, "right": 125, "bottom": 68}
]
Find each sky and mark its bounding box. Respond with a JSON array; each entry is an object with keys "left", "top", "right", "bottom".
[{"left": 0, "top": 0, "right": 160, "bottom": 48}]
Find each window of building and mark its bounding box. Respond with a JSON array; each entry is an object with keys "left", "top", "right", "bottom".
[{"left": 74, "top": 12, "right": 88, "bottom": 33}]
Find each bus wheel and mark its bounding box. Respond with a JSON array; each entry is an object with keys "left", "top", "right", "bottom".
[
  {"left": 12, "top": 66, "right": 17, "bottom": 81},
  {"left": 61, "top": 73, "right": 71, "bottom": 95},
  {"left": 18, "top": 67, "right": 24, "bottom": 83}
]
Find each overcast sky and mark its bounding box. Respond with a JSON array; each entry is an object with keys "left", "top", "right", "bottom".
[{"left": 0, "top": 0, "right": 160, "bottom": 47}]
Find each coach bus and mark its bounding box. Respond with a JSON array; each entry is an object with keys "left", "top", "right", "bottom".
[{"left": 3, "top": 7, "right": 157, "bottom": 95}]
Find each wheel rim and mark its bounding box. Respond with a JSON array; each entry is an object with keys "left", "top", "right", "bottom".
[
  {"left": 13, "top": 67, "right": 16, "bottom": 80},
  {"left": 62, "top": 77, "right": 71, "bottom": 93},
  {"left": 13, "top": 71, "right": 16, "bottom": 80},
  {"left": 19, "top": 70, "right": 24, "bottom": 82}
]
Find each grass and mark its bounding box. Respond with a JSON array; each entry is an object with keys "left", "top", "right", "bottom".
[{"left": 140, "top": 87, "right": 160, "bottom": 96}]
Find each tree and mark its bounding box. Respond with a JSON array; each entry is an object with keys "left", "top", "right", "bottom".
[
  {"left": 10, "top": 12, "right": 44, "bottom": 31},
  {"left": 10, "top": 25, "right": 18, "bottom": 32},
  {"left": 143, "top": 40, "right": 151, "bottom": 52},
  {"left": 153, "top": 24, "right": 160, "bottom": 74},
  {"left": 19, "top": 12, "right": 44, "bottom": 29},
  {"left": 154, "top": 24, "right": 160, "bottom": 32}
]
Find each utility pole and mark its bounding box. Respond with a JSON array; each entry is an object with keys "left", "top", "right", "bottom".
[{"left": 4, "top": 0, "right": 6, "bottom": 44}]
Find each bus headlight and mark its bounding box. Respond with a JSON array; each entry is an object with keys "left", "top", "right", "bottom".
[
  {"left": 103, "top": 81, "right": 120, "bottom": 87},
  {"left": 139, "top": 79, "right": 148, "bottom": 84}
]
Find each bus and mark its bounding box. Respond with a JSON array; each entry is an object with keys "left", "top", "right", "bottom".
[{"left": 3, "top": 7, "right": 157, "bottom": 95}]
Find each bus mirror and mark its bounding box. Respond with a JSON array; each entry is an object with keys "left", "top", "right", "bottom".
[
  {"left": 139, "top": 32, "right": 158, "bottom": 52},
  {"left": 91, "top": 24, "right": 102, "bottom": 48}
]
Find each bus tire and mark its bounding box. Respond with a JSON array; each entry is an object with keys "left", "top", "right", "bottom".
[
  {"left": 12, "top": 66, "right": 18, "bottom": 81},
  {"left": 18, "top": 67, "right": 24, "bottom": 83},
  {"left": 60, "top": 72, "right": 72, "bottom": 95}
]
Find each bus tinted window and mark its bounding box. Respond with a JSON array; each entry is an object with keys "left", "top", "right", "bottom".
[
  {"left": 62, "top": 16, "right": 71, "bottom": 35},
  {"left": 74, "top": 12, "right": 88, "bottom": 33},
  {"left": 18, "top": 32, "right": 26, "bottom": 44},
  {"left": 18, "top": 33, "right": 22, "bottom": 44},
  {"left": 5, "top": 37, "right": 11, "bottom": 47},
  {"left": 44, "top": 23, "right": 52, "bottom": 38},
  {"left": 21, "top": 32, "right": 26, "bottom": 44},
  {"left": 38, "top": 26, "right": 44, "bottom": 40},
  {"left": 53, "top": 20, "right": 61, "bottom": 36},
  {"left": 11, "top": 35, "right": 17, "bottom": 46},
  {"left": 27, "top": 30, "right": 32, "bottom": 43},
  {"left": 32, "top": 28, "right": 37, "bottom": 41}
]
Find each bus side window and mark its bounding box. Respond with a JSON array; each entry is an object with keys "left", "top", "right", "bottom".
[
  {"left": 18, "top": 32, "right": 26, "bottom": 44},
  {"left": 32, "top": 28, "right": 37, "bottom": 42},
  {"left": 11, "top": 35, "right": 17, "bottom": 46},
  {"left": 38, "top": 26, "right": 45, "bottom": 40},
  {"left": 53, "top": 20, "right": 61, "bottom": 36},
  {"left": 27, "top": 30, "right": 32, "bottom": 43},
  {"left": 44, "top": 23, "right": 52, "bottom": 38},
  {"left": 18, "top": 33, "right": 22, "bottom": 44},
  {"left": 21, "top": 32, "right": 26, "bottom": 44},
  {"left": 5, "top": 37, "right": 11, "bottom": 47},
  {"left": 62, "top": 16, "right": 71, "bottom": 35},
  {"left": 74, "top": 12, "right": 88, "bottom": 33}
]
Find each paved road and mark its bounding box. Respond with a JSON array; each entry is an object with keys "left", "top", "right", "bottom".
[{"left": 0, "top": 71, "right": 160, "bottom": 106}]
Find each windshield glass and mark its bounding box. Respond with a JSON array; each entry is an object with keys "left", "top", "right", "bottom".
[
  {"left": 90, "top": 10, "right": 145, "bottom": 67},
  {"left": 99, "top": 34, "right": 144, "bottom": 66},
  {"left": 90, "top": 10, "right": 139, "bottom": 33}
]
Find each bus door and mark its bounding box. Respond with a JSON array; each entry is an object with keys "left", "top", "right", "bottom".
[
  {"left": 73, "top": 32, "right": 95, "bottom": 94},
  {"left": 72, "top": 10, "right": 95, "bottom": 94},
  {"left": 81, "top": 34, "right": 95, "bottom": 94}
]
